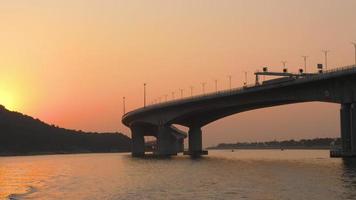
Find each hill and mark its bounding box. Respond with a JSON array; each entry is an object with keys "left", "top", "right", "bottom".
[{"left": 0, "top": 105, "right": 131, "bottom": 156}]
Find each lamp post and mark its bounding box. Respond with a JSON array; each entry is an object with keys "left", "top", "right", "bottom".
[
  {"left": 123, "top": 96, "right": 126, "bottom": 115},
  {"left": 281, "top": 61, "right": 287, "bottom": 70},
  {"left": 172, "top": 91, "right": 175, "bottom": 100},
  {"left": 214, "top": 79, "right": 218, "bottom": 93},
  {"left": 201, "top": 82, "right": 206, "bottom": 94},
  {"left": 322, "top": 50, "right": 329, "bottom": 70},
  {"left": 243, "top": 71, "right": 248, "bottom": 86},
  {"left": 352, "top": 42, "right": 356, "bottom": 66},
  {"left": 302, "top": 56, "right": 308, "bottom": 73},
  {"left": 143, "top": 83, "right": 146, "bottom": 108},
  {"left": 190, "top": 86, "right": 194, "bottom": 97},
  {"left": 228, "top": 75, "right": 232, "bottom": 90}
]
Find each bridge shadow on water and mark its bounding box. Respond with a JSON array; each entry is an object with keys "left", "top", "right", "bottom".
[
  {"left": 125, "top": 154, "right": 208, "bottom": 161},
  {"left": 342, "top": 158, "right": 356, "bottom": 180},
  {"left": 340, "top": 158, "right": 356, "bottom": 199}
]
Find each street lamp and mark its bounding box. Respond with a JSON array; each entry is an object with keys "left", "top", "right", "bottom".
[
  {"left": 190, "top": 86, "right": 194, "bottom": 97},
  {"left": 302, "top": 56, "right": 308, "bottom": 73},
  {"left": 201, "top": 82, "right": 206, "bottom": 94},
  {"left": 322, "top": 50, "right": 330, "bottom": 70},
  {"left": 281, "top": 61, "right": 287, "bottom": 70},
  {"left": 172, "top": 91, "right": 175, "bottom": 100},
  {"left": 228, "top": 75, "right": 232, "bottom": 90},
  {"left": 180, "top": 89, "right": 184, "bottom": 98},
  {"left": 123, "top": 96, "right": 126, "bottom": 115},
  {"left": 143, "top": 83, "right": 147, "bottom": 108},
  {"left": 243, "top": 71, "right": 248, "bottom": 86},
  {"left": 214, "top": 79, "right": 218, "bottom": 93},
  {"left": 352, "top": 42, "right": 356, "bottom": 66}
]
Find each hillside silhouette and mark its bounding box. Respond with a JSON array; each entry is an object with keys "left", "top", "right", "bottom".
[{"left": 0, "top": 105, "right": 131, "bottom": 156}]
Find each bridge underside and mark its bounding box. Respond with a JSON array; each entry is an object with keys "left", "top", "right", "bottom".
[
  {"left": 124, "top": 67, "right": 356, "bottom": 158},
  {"left": 131, "top": 124, "right": 187, "bottom": 157},
  {"left": 131, "top": 102, "right": 356, "bottom": 158}
]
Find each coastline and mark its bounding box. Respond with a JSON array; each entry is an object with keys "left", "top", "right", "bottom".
[{"left": 207, "top": 146, "right": 331, "bottom": 150}]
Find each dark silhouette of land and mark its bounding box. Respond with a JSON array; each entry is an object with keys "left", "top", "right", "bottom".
[
  {"left": 208, "top": 138, "right": 341, "bottom": 150},
  {"left": 0, "top": 105, "right": 131, "bottom": 156}
]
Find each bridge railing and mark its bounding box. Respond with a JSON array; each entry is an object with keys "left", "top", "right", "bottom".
[{"left": 122, "top": 64, "right": 356, "bottom": 119}]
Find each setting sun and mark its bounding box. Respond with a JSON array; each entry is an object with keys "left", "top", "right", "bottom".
[{"left": 0, "top": 90, "right": 19, "bottom": 111}]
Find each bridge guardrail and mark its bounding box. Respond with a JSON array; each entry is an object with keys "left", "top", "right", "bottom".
[{"left": 122, "top": 64, "right": 356, "bottom": 119}]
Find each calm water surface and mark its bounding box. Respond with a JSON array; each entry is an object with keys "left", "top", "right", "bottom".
[{"left": 1, "top": 150, "right": 356, "bottom": 200}]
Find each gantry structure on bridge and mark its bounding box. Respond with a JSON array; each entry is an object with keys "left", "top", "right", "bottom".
[{"left": 122, "top": 65, "right": 356, "bottom": 157}]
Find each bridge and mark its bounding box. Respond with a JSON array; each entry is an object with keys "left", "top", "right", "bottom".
[{"left": 122, "top": 65, "right": 356, "bottom": 157}]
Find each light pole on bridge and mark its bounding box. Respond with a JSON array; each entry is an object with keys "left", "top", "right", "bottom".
[
  {"left": 352, "top": 42, "right": 356, "bottom": 66},
  {"left": 201, "top": 82, "right": 206, "bottom": 94},
  {"left": 243, "top": 71, "right": 248, "bottom": 86},
  {"left": 302, "top": 56, "right": 308, "bottom": 73},
  {"left": 228, "top": 75, "right": 232, "bottom": 90},
  {"left": 214, "top": 79, "right": 218, "bottom": 93},
  {"left": 143, "top": 83, "right": 147, "bottom": 108},
  {"left": 281, "top": 61, "right": 287, "bottom": 71},
  {"left": 190, "top": 86, "right": 194, "bottom": 97},
  {"left": 123, "top": 96, "right": 126, "bottom": 115},
  {"left": 322, "top": 50, "right": 330, "bottom": 70}
]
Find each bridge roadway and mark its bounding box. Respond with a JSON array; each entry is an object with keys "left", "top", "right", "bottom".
[{"left": 122, "top": 65, "right": 356, "bottom": 157}]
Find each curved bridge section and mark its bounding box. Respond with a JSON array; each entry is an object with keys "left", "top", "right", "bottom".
[{"left": 122, "top": 65, "right": 356, "bottom": 157}]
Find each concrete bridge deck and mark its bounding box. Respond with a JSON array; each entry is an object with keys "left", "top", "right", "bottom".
[{"left": 122, "top": 65, "right": 356, "bottom": 157}]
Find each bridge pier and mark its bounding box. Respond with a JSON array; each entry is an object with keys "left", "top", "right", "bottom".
[
  {"left": 351, "top": 103, "right": 356, "bottom": 155},
  {"left": 184, "top": 126, "right": 208, "bottom": 157},
  {"left": 130, "top": 126, "right": 145, "bottom": 157},
  {"left": 335, "top": 103, "right": 356, "bottom": 157},
  {"left": 156, "top": 126, "right": 178, "bottom": 156},
  {"left": 340, "top": 104, "right": 352, "bottom": 154}
]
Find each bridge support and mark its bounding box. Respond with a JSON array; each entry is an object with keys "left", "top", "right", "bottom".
[
  {"left": 184, "top": 126, "right": 208, "bottom": 157},
  {"left": 351, "top": 103, "right": 356, "bottom": 155},
  {"left": 335, "top": 103, "right": 356, "bottom": 157},
  {"left": 340, "top": 104, "right": 352, "bottom": 154},
  {"left": 156, "top": 126, "right": 178, "bottom": 156},
  {"left": 130, "top": 126, "right": 145, "bottom": 157}
]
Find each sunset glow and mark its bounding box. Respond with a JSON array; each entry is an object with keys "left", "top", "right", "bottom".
[{"left": 0, "top": 90, "right": 16, "bottom": 111}]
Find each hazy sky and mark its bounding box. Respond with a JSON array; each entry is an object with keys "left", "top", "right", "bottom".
[{"left": 1, "top": 0, "right": 356, "bottom": 146}]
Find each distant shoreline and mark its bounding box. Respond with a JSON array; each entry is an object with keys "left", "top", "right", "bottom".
[
  {"left": 207, "top": 146, "right": 331, "bottom": 150},
  {"left": 208, "top": 138, "right": 339, "bottom": 151}
]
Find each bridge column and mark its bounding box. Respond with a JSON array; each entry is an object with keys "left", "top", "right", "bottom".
[
  {"left": 351, "top": 103, "right": 356, "bottom": 155},
  {"left": 185, "top": 126, "right": 208, "bottom": 157},
  {"left": 130, "top": 126, "right": 145, "bottom": 157},
  {"left": 340, "top": 103, "right": 352, "bottom": 154},
  {"left": 156, "top": 126, "right": 178, "bottom": 156}
]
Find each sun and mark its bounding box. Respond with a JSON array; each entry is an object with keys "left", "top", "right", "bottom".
[{"left": 0, "top": 90, "right": 19, "bottom": 111}]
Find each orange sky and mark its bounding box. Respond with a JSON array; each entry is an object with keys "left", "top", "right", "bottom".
[{"left": 1, "top": 0, "right": 356, "bottom": 146}]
